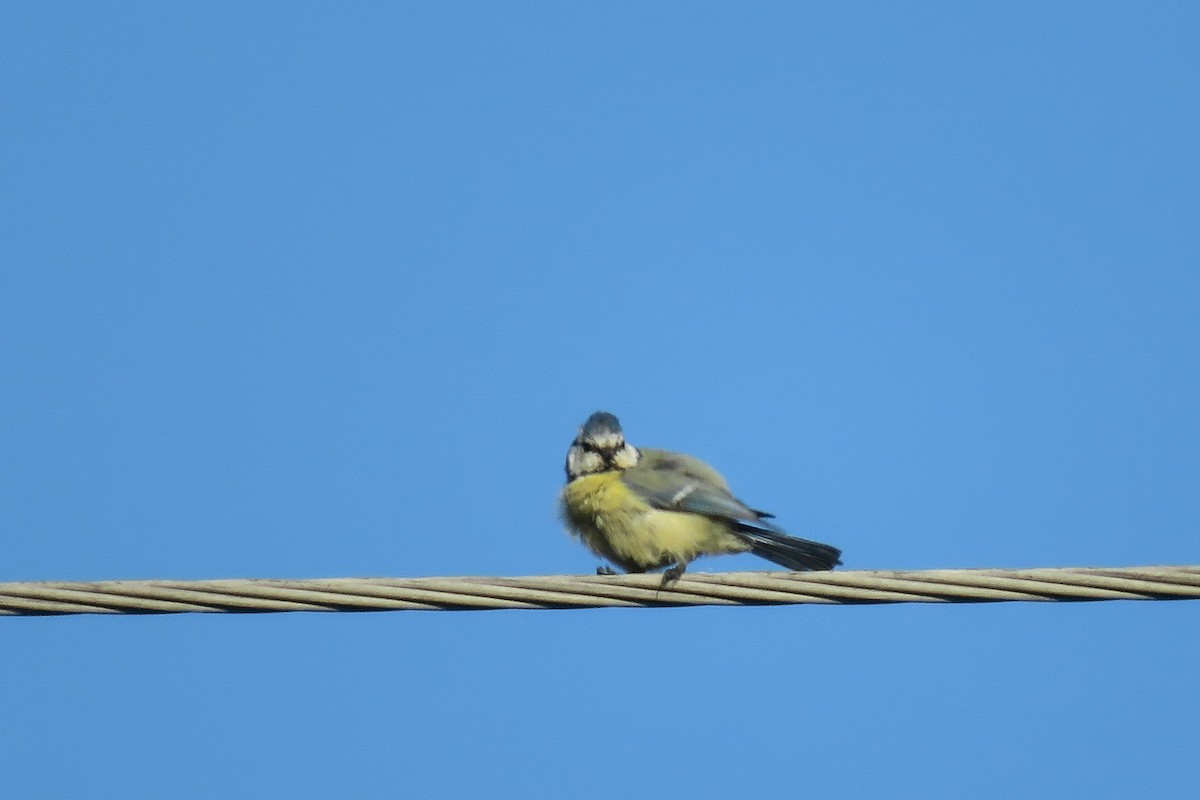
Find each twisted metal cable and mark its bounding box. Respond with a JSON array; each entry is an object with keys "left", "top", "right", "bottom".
[{"left": 2, "top": 565, "right": 1198, "bottom": 616}]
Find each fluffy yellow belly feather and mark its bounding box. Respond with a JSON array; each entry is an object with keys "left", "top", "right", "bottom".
[{"left": 560, "top": 472, "right": 749, "bottom": 572}]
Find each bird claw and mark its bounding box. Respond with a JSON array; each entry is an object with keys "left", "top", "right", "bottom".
[
  {"left": 595, "top": 565, "right": 618, "bottom": 576},
  {"left": 661, "top": 564, "right": 686, "bottom": 586}
]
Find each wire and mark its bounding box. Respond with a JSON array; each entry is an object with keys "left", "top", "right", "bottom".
[{"left": 2, "top": 565, "right": 1198, "bottom": 616}]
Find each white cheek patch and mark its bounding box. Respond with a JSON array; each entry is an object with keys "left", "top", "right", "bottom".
[
  {"left": 567, "top": 448, "right": 605, "bottom": 477},
  {"left": 612, "top": 445, "right": 640, "bottom": 470}
]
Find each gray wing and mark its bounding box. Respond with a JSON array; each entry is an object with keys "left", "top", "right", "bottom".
[{"left": 621, "top": 450, "right": 782, "bottom": 531}]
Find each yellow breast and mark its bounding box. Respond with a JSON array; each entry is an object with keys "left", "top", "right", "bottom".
[{"left": 560, "top": 472, "right": 748, "bottom": 572}]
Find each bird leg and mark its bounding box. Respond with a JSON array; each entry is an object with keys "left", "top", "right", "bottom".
[{"left": 661, "top": 562, "right": 688, "bottom": 586}]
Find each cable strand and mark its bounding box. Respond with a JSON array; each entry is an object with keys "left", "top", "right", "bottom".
[{"left": 2, "top": 566, "right": 1198, "bottom": 616}]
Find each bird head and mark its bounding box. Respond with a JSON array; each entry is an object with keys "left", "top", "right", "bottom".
[{"left": 565, "top": 411, "right": 641, "bottom": 479}]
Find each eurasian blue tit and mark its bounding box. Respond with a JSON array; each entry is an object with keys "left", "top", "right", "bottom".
[{"left": 561, "top": 411, "right": 842, "bottom": 581}]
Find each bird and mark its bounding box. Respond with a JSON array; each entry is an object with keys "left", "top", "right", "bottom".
[{"left": 560, "top": 411, "right": 842, "bottom": 582}]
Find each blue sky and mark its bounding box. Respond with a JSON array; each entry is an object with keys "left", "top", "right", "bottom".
[{"left": 2, "top": 3, "right": 1197, "bottom": 798}]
